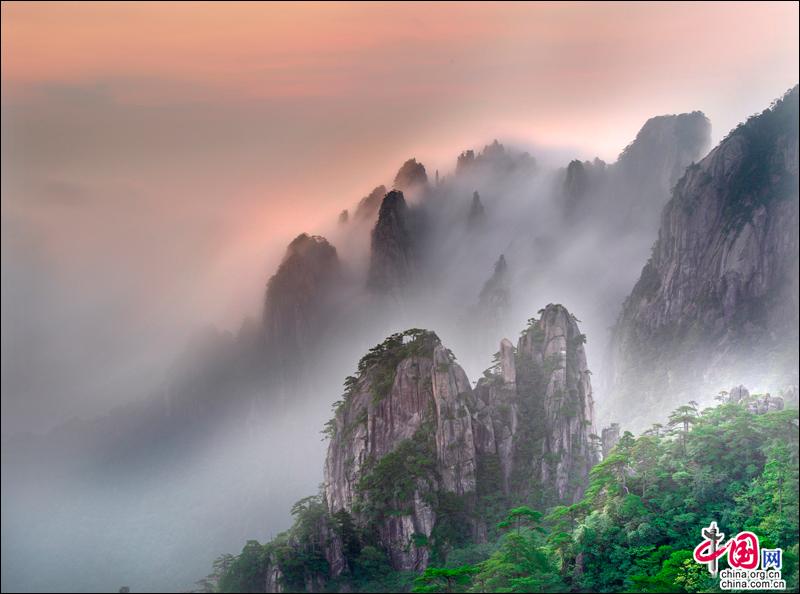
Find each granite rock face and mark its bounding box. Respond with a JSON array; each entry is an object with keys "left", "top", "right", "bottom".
[
  {"left": 322, "top": 304, "right": 598, "bottom": 581},
  {"left": 477, "top": 255, "right": 511, "bottom": 328},
  {"left": 393, "top": 158, "right": 428, "bottom": 191},
  {"left": 265, "top": 554, "right": 284, "bottom": 593},
  {"left": 471, "top": 338, "right": 519, "bottom": 494},
  {"left": 615, "top": 111, "right": 711, "bottom": 212},
  {"left": 723, "top": 385, "right": 786, "bottom": 414},
  {"left": 608, "top": 87, "right": 799, "bottom": 429},
  {"left": 601, "top": 423, "right": 621, "bottom": 459},
  {"left": 559, "top": 112, "right": 709, "bottom": 230},
  {"left": 514, "top": 304, "right": 597, "bottom": 501},
  {"left": 729, "top": 385, "right": 750, "bottom": 404},
  {"left": 262, "top": 234, "right": 342, "bottom": 369},
  {"left": 354, "top": 185, "right": 388, "bottom": 223},
  {"left": 323, "top": 331, "right": 476, "bottom": 572},
  {"left": 467, "top": 190, "right": 486, "bottom": 229},
  {"left": 474, "top": 304, "right": 598, "bottom": 503},
  {"left": 455, "top": 140, "right": 536, "bottom": 178},
  {"left": 366, "top": 191, "right": 416, "bottom": 295},
  {"left": 562, "top": 159, "right": 592, "bottom": 219}
]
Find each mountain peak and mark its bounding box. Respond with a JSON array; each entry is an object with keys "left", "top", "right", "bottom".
[
  {"left": 616, "top": 110, "right": 711, "bottom": 198},
  {"left": 467, "top": 190, "right": 486, "bottom": 228},
  {"left": 353, "top": 184, "right": 387, "bottom": 223},
  {"left": 608, "top": 86, "right": 799, "bottom": 428},
  {"left": 367, "top": 190, "right": 415, "bottom": 294},
  {"left": 263, "top": 233, "right": 341, "bottom": 364},
  {"left": 456, "top": 140, "right": 536, "bottom": 177},
  {"left": 393, "top": 158, "right": 428, "bottom": 191},
  {"left": 321, "top": 308, "right": 597, "bottom": 578}
]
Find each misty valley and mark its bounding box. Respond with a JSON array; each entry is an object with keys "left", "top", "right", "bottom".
[
  {"left": 2, "top": 80, "right": 797, "bottom": 593},
  {"left": 3, "top": 2, "right": 800, "bottom": 590}
]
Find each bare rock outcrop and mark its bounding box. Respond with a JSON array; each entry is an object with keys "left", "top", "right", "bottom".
[
  {"left": 615, "top": 111, "right": 711, "bottom": 214},
  {"left": 366, "top": 191, "right": 416, "bottom": 295},
  {"left": 724, "top": 385, "right": 786, "bottom": 414},
  {"left": 323, "top": 330, "right": 476, "bottom": 572},
  {"left": 477, "top": 254, "right": 511, "bottom": 329},
  {"left": 558, "top": 111, "right": 709, "bottom": 230},
  {"left": 456, "top": 140, "right": 536, "bottom": 178},
  {"left": 353, "top": 185, "right": 387, "bottom": 223},
  {"left": 608, "top": 87, "right": 799, "bottom": 430},
  {"left": 262, "top": 234, "right": 342, "bottom": 370},
  {"left": 320, "top": 304, "right": 597, "bottom": 581},
  {"left": 473, "top": 304, "right": 597, "bottom": 502},
  {"left": 467, "top": 190, "right": 486, "bottom": 229},
  {"left": 515, "top": 304, "right": 597, "bottom": 501},
  {"left": 393, "top": 158, "right": 428, "bottom": 191},
  {"left": 601, "top": 423, "right": 621, "bottom": 459}
]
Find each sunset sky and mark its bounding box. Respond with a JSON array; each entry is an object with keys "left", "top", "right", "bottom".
[{"left": 2, "top": 1, "right": 798, "bottom": 431}]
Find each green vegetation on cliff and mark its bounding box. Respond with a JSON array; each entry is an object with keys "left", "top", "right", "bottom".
[
  {"left": 722, "top": 85, "right": 799, "bottom": 230},
  {"left": 204, "top": 400, "right": 798, "bottom": 592}
]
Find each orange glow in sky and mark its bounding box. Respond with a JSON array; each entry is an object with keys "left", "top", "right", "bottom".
[{"left": 2, "top": 1, "right": 798, "bottom": 327}]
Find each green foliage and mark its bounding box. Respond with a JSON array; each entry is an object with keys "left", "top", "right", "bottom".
[
  {"left": 212, "top": 400, "right": 799, "bottom": 593},
  {"left": 333, "top": 509, "right": 362, "bottom": 571},
  {"left": 497, "top": 506, "right": 544, "bottom": 535},
  {"left": 522, "top": 319, "right": 546, "bottom": 344},
  {"left": 217, "top": 541, "right": 270, "bottom": 593},
  {"left": 571, "top": 333, "right": 587, "bottom": 347},
  {"left": 571, "top": 403, "right": 799, "bottom": 592},
  {"left": 414, "top": 515, "right": 564, "bottom": 593},
  {"left": 356, "top": 423, "right": 438, "bottom": 521},
  {"left": 323, "top": 330, "right": 439, "bottom": 439},
  {"left": 321, "top": 416, "right": 337, "bottom": 440},
  {"left": 482, "top": 350, "right": 504, "bottom": 380},
  {"left": 354, "top": 329, "right": 439, "bottom": 402},
  {"left": 196, "top": 553, "right": 235, "bottom": 592},
  {"left": 412, "top": 565, "right": 478, "bottom": 593},
  {"left": 721, "top": 85, "right": 799, "bottom": 230},
  {"left": 429, "top": 493, "right": 473, "bottom": 564},
  {"left": 470, "top": 528, "right": 566, "bottom": 592}
]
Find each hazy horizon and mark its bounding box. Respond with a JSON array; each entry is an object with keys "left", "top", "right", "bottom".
[
  {"left": 2, "top": 4, "right": 799, "bottom": 594},
  {"left": 3, "top": 1, "right": 798, "bottom": 436}
]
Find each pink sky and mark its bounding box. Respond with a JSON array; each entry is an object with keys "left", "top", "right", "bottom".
[
  {"left": 1, "top": 1, "right": 798, "bottom": 428},
  {"left": 2, "top": 0, "right": 797, "bottom": 321}
]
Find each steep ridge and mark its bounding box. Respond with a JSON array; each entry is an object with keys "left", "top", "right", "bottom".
[
  {"left": 558, "top": 111, "right": 711, "bottom": 230},
  {"left": 607, "top": 86, "right": 799, "bottom": 428},
  {"left": 393, "top": 158, "right": 428, "bottom": 192},
  {"left": 474, "top": 304, "right": 597, "bottom": 503},
  {"left": 254, "top": 304, "right": 597, "bottom": 591},
  {"left": 615, "top": 111, "right": 712, "bottom": 211},
  {"left": 324, "top": 329, "right": 474, "bottom": 572},
  {"left": 366, "top": 190, "right": 416, "bottom": 295},
  {"left": 354, "top": 185, "right": 388, "bottom": 223},
  {"left": 263, "top": 233, "right": 343, "bottom": 372}
]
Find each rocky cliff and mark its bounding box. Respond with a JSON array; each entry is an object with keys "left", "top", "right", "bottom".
[
  {"left": 607, "top": 87, "right": 799, "bottom": 428},
  {"left": 263, "top": 234, "right": 342, "bottom": 370},
  {"left": 474, "top": 304, "right": 597, "bottom": 503},
  {"left": 323, "top": 329, "right": 475, "bottom": 572},
  {"left": 557, "top": 112, "right": 710, "bottom": 231},
  {"left": 455, "top": 140, "right": 536, "bottom": 178},
  {"left": 615, "top": 111, "right": 711, "bottom": 209},
  {"left": 366, "top": 190, "right": 416, "bottom": 294},
  {"left": 477, "top": 254, "right": 510, "bottom": 326},
  {"left": 561, "top": 158, "right": 607, "bottom": 220},
  {"left": 316, "top": 303, "right": 596, "bottom": 586},
  {"left": 467, "top": 190, "right": 486, "bottom": 229},
  {"left": 393, "top": 158, "right": 428, "bottom": 191},
  {"left": 353, "top": 185, "right": 387, "bottom": 223}
]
